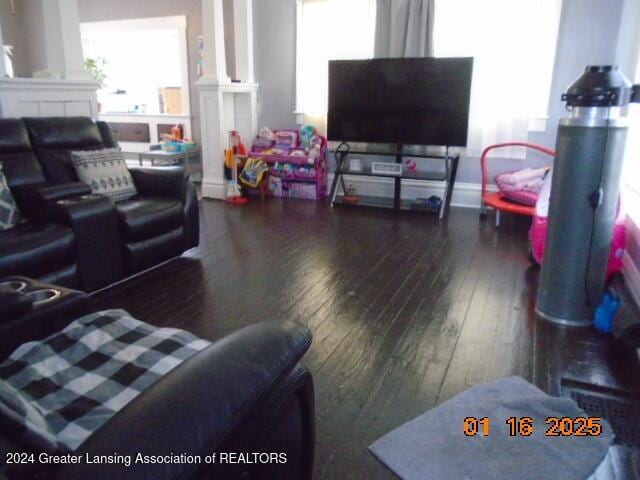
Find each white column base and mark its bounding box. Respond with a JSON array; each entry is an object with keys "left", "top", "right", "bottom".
[{"left": 201, "top": 178, "right": 227, "bottom": 199}]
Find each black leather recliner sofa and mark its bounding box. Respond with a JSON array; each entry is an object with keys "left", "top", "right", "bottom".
[
  {"left": 0, "top": 277, "right": 315, "bottom": 480},
  {"left": 0, "top": 117, "right": 199, "bottom": 291}
]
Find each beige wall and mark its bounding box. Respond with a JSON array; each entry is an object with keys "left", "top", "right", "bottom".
[{"left": 253, "top": 0, "right": 296, "bottom": 129}]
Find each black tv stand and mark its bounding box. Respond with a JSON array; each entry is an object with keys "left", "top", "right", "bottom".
[{"left": 329, "top": 143, "right": 459, "bottom": 219}]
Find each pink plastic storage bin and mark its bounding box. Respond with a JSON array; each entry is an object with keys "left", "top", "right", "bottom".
[
  {"left": 267, "top": 176, "right": 322, "bottom": 200},
  {"left": 269, "top": 167, "right": 317, "bottom": 181},
  {"left": 250, "top": 129, "right": 327, "bottom": 200},
  {"left": 284, "top": 182, "right": 318, "bottom": 200}
]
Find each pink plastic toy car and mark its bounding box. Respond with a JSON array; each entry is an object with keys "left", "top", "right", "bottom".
[{"left": 529, "top": 169, "right": 626, "bottom": 280}]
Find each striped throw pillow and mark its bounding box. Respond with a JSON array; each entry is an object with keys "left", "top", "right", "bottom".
[{"left": 71, "top": 148, "right": 137, "bottom": 202}]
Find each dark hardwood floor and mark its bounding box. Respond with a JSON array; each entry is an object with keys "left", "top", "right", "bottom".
[{"left": 94, "top": 198, "right": 640, "bottom": 480}]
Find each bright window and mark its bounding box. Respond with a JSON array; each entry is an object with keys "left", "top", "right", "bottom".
[
  {"left": 623, "top": 54, "right": 640, "bottom": 223},
  {"left": 298, "top": 0, "right": 376, "bottom": 131},
  {"left": 433, "top": 0, "right": 563, "bottom": 155},
  {"left": 81, "top": 16, "right": 190, "bottom": 115},
  {"left": 297, "top": 0, "right": 561, "bottom": 154}
]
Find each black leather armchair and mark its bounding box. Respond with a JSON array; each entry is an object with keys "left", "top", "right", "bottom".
[
  {"left": 117, "top": 166, "right": 199, "bottom": 273},
  {"left": 0, "top": 278, "right": 315, "bottom": 480},
  {"left": 23, "top": 117, "right": 200, "bottom": 276},
  {"left": 0, "top": 120, "right": 79, "bottom": 287}
]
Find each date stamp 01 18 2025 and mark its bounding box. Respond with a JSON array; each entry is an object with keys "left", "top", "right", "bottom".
[{"left": 462, "top": 416, "right": 603, "bottom": 437}]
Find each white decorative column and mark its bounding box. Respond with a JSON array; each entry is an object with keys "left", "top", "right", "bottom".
[
  {"left": 200, "top": 0, "right": 230, "bottom": 85},
  {"left": 293, "top": 0, "right": 304, "bottom": 125},
  {"left": 196, "top": 0, "right": 258, "bottom": 199},
  {"left": 0, "top": 19, "right": 7, "bottom": 78},
  {"left": 232, "top": 0, "right": 254, "bottom": 83},
  {"left": 0, "top": 0, "right": 98, "bottom": 118},
  {"left": 23, "top": 0, "right": 92, "bottom": 80}
]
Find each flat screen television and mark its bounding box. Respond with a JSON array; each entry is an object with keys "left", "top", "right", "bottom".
[{"left": 327, "top": 57, "right": 473, "bottom": 147}]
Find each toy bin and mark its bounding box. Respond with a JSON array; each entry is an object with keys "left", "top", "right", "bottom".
[{"left": 249, "top": 129, "right": 327, "bottom": 201}]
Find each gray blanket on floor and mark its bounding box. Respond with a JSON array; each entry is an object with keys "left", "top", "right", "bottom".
[{"left": 370, "top": 377, "right": 614, "bottom": 480}]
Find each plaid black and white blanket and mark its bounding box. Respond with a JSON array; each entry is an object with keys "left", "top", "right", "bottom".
[{"left": 0, "top": 309, "right": 210, "bottom": 453}]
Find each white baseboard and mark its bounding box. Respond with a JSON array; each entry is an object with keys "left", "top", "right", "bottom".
[
  {"left": 327, "top": 173, "right": 492, "bottom": 210},
  {"left": 203, "top": 173, "right": 492, "bottom": 208}
]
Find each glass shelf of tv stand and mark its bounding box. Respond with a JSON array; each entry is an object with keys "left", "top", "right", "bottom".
[
  {"left": 329, "top": 145, "right": 452, "bottom": 159},
  {"left": 329, "top": 145, "right": 459, "bottom": 219},
  {"left": 333, "top": 195, "right": 441, "bottom": 213},
  {"left": 334, "top": 165, "right": 447, "bottom": 182}
]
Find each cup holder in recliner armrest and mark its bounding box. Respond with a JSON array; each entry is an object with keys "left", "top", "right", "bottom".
[
  {"left": 26, "top": 289, "right": 62, "bottom": 307},
  {"left": 0, "top": 288, "right": 34, "bottom": 321},
  {"left": 0, "top": 277, "right": 94, "bottom": 362},
  {"left": 57, "top": 193, "right": 104, "bottom": 206},
  {"left": 0, "top": 280, "right": 28, "bottom": 292}
]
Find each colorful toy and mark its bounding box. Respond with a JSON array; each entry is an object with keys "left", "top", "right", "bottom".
[
  {"left": 275, "top": 131, "right": 297, "bottom": 151},
  {"left": 529, "top": 168, "right": 625, "bottom": 279},
  {"left": 309, "top": 144, "right": 321, "bottom": 159},
  {"left": 405, "top": 159, "right": 417, "bottom": 173},
  {"left": 268, "top": 176, "right": 283, "bottom": 196},
  {"left": 343, "top": 185, "right": 359, "bottom": 205},
  {"left": 259, "top": 127, "right": 276, "bottom": 141},
  {"left": 593, "top": 289, "right": 620, "bottom": 333},
  {"left": 299, "top": 124, "right": 318, "bottom": 149},
  {"left": 224, "top": 131, "right": 247, "bottom": 205},
  {"left": 495, "top": 167, "right": 549, "bottom": 207},
  {"left": 411, "top": 196, "right": 442, "bottom": 211},
  {"left": 239, "top": 158, "right": 269, "bottom": 188},
  {"left": 171, "top": 124, "right": 184, "bottom": 141},
  {"left": 229, "top": 130, "right": 247, "bottom": 156},
  {"left": 161, "top": 141, "right": 181, "bottom": 152}
]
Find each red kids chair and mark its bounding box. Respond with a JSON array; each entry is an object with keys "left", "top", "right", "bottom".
[{"left": 480, "top": 142, "right": 555, "bottom": 226}]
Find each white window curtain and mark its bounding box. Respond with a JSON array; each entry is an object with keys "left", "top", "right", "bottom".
[
  {"left": 433, "top": 0, "right": 563, "bottom": 156},
  {"left": 298, "top": 0, "right": 376, "bottom": 132},
  {"left": 374, "top": 0, "right": 434, "bottom": 58}
]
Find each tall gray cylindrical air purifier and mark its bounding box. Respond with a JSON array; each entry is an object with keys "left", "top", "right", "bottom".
[{"left": 536, "top": 66, "right": 640, "bottom": 326}]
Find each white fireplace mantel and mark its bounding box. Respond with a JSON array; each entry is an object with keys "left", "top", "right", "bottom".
[{"left": 0, "top": 77, "right": 99, "bottom": 118}]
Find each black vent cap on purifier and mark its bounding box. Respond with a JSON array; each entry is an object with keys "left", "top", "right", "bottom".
[{"left": 562, "top": 65, "right": 633, "bottom": 107}]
